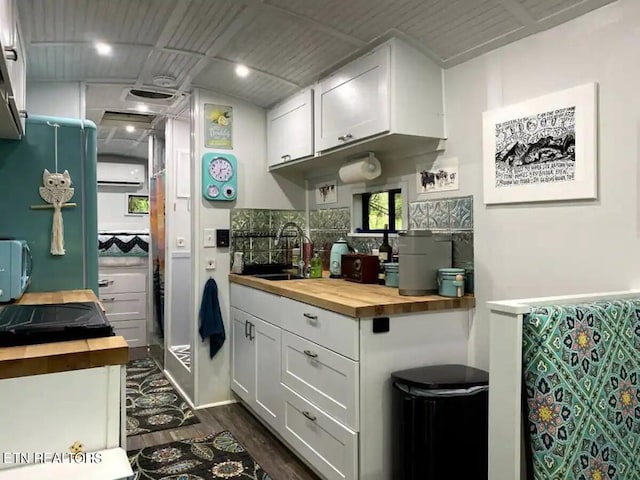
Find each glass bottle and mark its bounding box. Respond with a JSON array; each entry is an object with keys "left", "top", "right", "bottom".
[
  {"left": 378, "top": 225, "right": 392, "bottom": 285},
  {"left": 310, "top": 250, "right": 323, "bottom": 278}
]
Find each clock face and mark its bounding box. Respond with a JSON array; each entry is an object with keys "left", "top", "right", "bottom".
[{"left": 209, "top": 157, "right": 233, "bottom": 182}]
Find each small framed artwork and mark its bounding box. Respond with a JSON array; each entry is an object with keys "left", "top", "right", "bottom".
[
  {"left": 417, "top": 157, "right": 459, "bottom": 194},
  {"left": 482, "top": 82, "right": 597, "bottom": 204},
  {"left": 127, "top": 194, "right": 149, "bottom": 215},
  {"left": 316, "top": 180, "right": 337, "bottom": 204},
  {"left": 204, "top": 104, "right": 233, "bottom": 149}
]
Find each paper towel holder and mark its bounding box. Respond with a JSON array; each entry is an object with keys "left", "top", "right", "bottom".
[{"left": 338, "top": 152, "right": 382, "bottom": 184}]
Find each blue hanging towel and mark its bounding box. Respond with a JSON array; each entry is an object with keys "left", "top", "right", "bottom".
[{"left": 199, "top": 278, "right": 225, "bottom": 358}]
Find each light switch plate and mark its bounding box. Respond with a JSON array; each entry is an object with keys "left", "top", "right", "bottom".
[{"left": 203, "top": 228, "right": 216, "bottom": 248}]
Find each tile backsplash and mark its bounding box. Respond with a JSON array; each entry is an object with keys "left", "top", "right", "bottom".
[
  {"left": 230, "top": 195, "right": 473, "bottom": 269},
  {"left": 230, "top": 208, "right": 306, "bottom": 264},
  {"left": 409, "top": 195, "right": 474, "bottom": 268}
]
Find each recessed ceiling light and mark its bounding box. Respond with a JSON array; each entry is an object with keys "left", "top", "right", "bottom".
[
  {"left": 235, "top": 64, "right": 250, "bottom": 78},
  {"left": 126, "top": 125, "right": 135, "bottom": 133},
  {"left": 94, "top": 42, "right": 112, "bottom": 56},
  {"left": 135, "top": 104, "right": 148, "bottom": 113}
]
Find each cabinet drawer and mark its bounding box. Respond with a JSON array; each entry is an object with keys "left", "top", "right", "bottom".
[
  {"left": 101, "top": 293, "right": 146, "bottom": 321},
  {"left": 282, "top": 331, "right": 358, "bottom": 430},
  {"left": 282, "top": 384, "right": 357, "bottom": 480},
  {"left": 230, "top": 284, "right": 281, "bottom": 327},
  {"left": 98, "top": 273, "right": 146, "bottom": 294},
  {"left": 281, "top": 298, "right": 358, "bottom": 360},
  {"left": 110, "top": 319, "right": 147, "bottom": 348}
]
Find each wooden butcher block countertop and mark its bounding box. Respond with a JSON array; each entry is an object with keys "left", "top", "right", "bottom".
[
  {"left": 229, "top": 274, "right": 475, "bottom": 318},
  {"left": 0, "top": 289, "right": 129, "bottom": 380}
]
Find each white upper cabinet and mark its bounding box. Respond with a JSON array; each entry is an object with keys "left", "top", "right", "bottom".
[
  {"left": 314, "top": 38, "right": 445, "bottom": 154},
  {"left": 267, "top": 88, "right": 314, "bottom": 167},
  {"left": 0, "top": 0, "right": 26, "bottom": 139},
  {"left": 315, "top": 45, "right": 390, "bottom": 152}
]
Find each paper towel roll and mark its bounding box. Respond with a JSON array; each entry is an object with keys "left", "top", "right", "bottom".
[{"left": 338, "top": 153, "right": 382, "bottom": 184}]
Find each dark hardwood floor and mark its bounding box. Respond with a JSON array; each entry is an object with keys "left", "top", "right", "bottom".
[{"left": 127, "top": 347, "right": 320, "bottom": 480}]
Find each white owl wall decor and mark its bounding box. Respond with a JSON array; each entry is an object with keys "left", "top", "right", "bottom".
[{"left": 39, "top": 168, "right": 75, "bottom": 255}]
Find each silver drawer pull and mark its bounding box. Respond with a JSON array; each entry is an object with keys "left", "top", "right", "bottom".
[
  {"left": 101, "top": 297, "right": 116, "bottom": 302},
  {"left": 338, "top": 133, "right": 353, "bottom": 141},
  {"left": 303, "top": 349, "right": 318, "bottom": 358},
  {"left": 281, "top": 154, "right": 291, "bottom": 161},
  {"left": 303, "top": 313, "right": 317, "bottom": 320},
  {"left": 302, "top": 411, "right": 317, "bottom": 422},
  {"left": 98, "top": 279, "right": 113, "bottom": 287}
]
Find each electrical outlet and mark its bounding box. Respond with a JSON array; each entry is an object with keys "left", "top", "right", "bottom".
[
  {"left": 203, "top": 228, "right": 216, "bottom": 248},
  {"left": 205, "top": 259, "right": 216, "bottom": 270},
  {"left": 176, "top": 237, "right": 185, "bottom": 247}
]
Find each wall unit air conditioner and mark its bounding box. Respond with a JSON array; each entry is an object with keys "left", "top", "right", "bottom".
[{"left": 97, "top": 162, "right": 145, "bottom": 186}]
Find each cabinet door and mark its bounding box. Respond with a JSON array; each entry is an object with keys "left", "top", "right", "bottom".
[
  {"left": 253, "top": 317, "right": 283, "bottom": 431},
  {"left": 231, "top": 308, "right": 254, "bottom": 404},
  {"left": 315, "top": 45, "right": 390, "bottom": 152},
  {"left": 267, "top": 88, "right": 313, "bottom": 167}
]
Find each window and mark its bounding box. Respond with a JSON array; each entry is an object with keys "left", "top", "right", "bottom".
[{"left": 361, "top": 189, "right": 402, "bottom": 232}]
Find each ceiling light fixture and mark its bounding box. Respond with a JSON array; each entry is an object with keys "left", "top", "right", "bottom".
[
  {"left": 135, "top": 104, "right": 149, "bottom": 113},
  {"left": 235, "top": 64, "right": 250, "bottom": 78},
  {"left": 94, "top": 42, "right": 112, "bottom": 56},
  {"left": 125, "top": 125, "right": 135, "bottom": 133}
]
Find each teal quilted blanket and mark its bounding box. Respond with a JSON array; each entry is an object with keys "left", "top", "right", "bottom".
[{"left": 523, "top": 300, "right": 640, "bottom": 480}]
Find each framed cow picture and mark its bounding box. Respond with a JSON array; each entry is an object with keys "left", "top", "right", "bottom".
[
  {"left": 482, "top": 83, "right": 597, "bottom": 204},
  {"left": 417, "top": 157, "right": 459, "bottom": 194}
]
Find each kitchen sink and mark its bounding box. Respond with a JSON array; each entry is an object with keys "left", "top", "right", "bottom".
[{"left": 251, "top": 273, "right": 307, "bottom": 281}]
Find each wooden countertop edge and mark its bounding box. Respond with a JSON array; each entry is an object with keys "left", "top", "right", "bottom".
[
  {"left": 0, "top": 336, "right": 129, "bottom": 380},
  {"left": 229, "top": 274, "right": 475, "bottom": 317}
]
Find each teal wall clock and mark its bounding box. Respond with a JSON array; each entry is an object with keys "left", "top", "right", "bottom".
[{"left": 202, "top": 152, "right": 237, "bottom": 201}]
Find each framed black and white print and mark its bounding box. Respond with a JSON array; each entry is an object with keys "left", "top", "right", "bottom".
[{"left": 482, "top": 82, "right": 597, "bottom": 204}]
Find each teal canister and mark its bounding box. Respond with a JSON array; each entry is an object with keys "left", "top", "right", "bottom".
[
  {"left": 384, "top": 262, "right": 399, "bottom": 288},
  {"left": 437, "top": 268, "right": 466, "bottom": 297}
]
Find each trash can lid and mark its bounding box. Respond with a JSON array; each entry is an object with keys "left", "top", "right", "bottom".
[{"left": 391, "top": 364, "right": 488, "bottom": 390}]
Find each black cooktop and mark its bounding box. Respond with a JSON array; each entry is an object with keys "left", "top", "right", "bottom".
[{"left": 0, "top": 302, "right": 113, "bottom": 347}]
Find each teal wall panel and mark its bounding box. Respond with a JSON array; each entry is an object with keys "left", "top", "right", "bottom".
[{"left": 0, "top": 116, "right": 98, "bottom": 294}]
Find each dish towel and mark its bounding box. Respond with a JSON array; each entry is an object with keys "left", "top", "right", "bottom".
[
  {"left": 199, "top": 278, "right": 225, "bottom": 358},
  {"left": 522, "top": 299, "right": 640, "bottom": 480}
]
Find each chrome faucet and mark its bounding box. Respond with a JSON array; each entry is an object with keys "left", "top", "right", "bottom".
[
  {"left": 274, "top": 221, "right": 304, "bottom": 247},
  {"left": 275, "top": 221, "right": 309, "bottom": 277}
]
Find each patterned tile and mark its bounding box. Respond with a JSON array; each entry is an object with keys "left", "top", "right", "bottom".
[
  {"left": 251, "top": 238, "right": 270, "bottom": 253},
  {"left": 427, "top": 200, "right": 450, "bottom": 229},
  {"left": 409, "top": 201, "right": 429, "bottom": 230},
  {"left": 270, "top": 210, "right": 288, "bottom": 231},
  {"left": 251, "top": 209, "right": 271, "bottom": 233},
  {"left": 452, "top": 232, "right": 474, "bottom": 267},
  {"left": 309, "top": 210, "right": 323, "bottom": 230},
  {"left": 450, "top": 196, "right": 473, "bottom": 229},
  {"left": 230, "top": 209, "right": 250, "bottom": 232}
]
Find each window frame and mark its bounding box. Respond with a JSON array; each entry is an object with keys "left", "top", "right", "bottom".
[{"left": 361, "top": 188, "right": 402, "bottom": 233}]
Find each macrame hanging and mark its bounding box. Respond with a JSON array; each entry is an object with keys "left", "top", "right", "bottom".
[{"left": 37, "top": 122, "right": 75, "bottom": 256}]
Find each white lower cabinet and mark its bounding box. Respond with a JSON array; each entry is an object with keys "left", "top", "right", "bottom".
[
  {"left": 282, "top": 384, "right": 358, "bottom": 480},
  {"left": 281, "top": 330, "right": 359, "bottom": 430},
  {"left": 99, "top": 268, "right": 148, "bottom": 347},
  {"left": 230, "top": 307, "right": 282, "bottom": 431},
  {"left": 231, "top": 283, "right": 471, "bottom": 480}
]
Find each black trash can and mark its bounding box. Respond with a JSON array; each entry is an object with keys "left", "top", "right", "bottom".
[{"left": 391, "top": 364, "right": 489, "bottom": 480}]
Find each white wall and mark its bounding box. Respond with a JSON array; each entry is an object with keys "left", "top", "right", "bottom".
[
  {"left": 97, "top": 155, "right": 149, "bottom": 232},
  {"left": 443, "top": 0, "right": 640, "bottom": 369},
  {"left": 26, "top": 82, "right": 85, "bottom": 119},
  {"left": 191, "top": 88, "right": 305, "bottom": 406}
]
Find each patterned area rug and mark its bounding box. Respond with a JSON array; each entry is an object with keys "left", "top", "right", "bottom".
[
  {"left": 128, "top": 431, "right": 272, "bottom": 479},
  {"left": 127, "top": 358, "right": 199, "bottom": 436},
  {"left": 523, "top": 299, "right": 640, "bottom": 480}
]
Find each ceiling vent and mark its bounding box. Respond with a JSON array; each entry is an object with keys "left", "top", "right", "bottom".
[
  {"left": 152, "top": 75, "right": 178, "bottom": 88},
  {"left": 100, "top": 111, "right": 156, "bottom": 129},
  {"left": 129, "top": 89, "right": 174, "bottom": 100}
]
